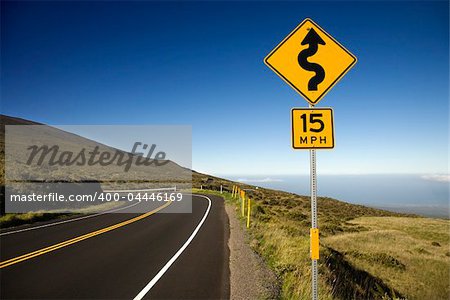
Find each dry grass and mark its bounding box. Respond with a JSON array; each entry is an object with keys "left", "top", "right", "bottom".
[
  {"left": 194, "top": 185, "right": 449, "bottom": 300},
  {"left": 324, "top": 217, "right": 450, "bottom": 299},
  {"left": 0, "top": 200, "right": 124, "bottom": 228},
  {"left": 0, "top": 212, "right": 72, "bottom": 228},
  {"left": 253, "top": 221, "right": 334, "bottom": 300}
]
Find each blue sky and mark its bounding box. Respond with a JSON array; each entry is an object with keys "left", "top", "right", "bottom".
[{"left": 1, "top": 1, "right": 448, "bottom": 176}]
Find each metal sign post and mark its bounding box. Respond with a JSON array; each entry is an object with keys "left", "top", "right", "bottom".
[
  {"left": 264, "top": 18, "right": 357, "bottom": 300},
  {"left": 310, "top": 153, "right": 318, "bottom": 299},
  {"left": 309, "top": 104, "right": 319, "bottom": 300}
]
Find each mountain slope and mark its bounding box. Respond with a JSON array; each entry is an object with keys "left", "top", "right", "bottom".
[{"left": 2, "top": 115, "right": 449, "bottom": 299}]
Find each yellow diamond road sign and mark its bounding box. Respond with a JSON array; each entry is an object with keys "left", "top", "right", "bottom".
[{"left": 265, "top": 18, "right": 357, "bottom": 106}]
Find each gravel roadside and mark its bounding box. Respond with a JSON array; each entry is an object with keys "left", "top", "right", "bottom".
[{"left": 225, "top": 203, "right": 279, "bottom": 300}]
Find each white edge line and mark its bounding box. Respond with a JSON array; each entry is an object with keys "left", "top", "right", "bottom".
[
  {"left": 133, "top": 193, "right": 212, "bottom": 300},
  {"left": 0, "top": 187, "right": 177, "bottom": 236}
]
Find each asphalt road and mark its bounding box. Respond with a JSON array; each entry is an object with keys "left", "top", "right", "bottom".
[{"left": 0, "top": 193, "right": 230, "bottom": 299}]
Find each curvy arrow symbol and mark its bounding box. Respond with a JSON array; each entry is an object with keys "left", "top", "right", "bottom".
[{"left": 297, "top": 28, "right": 326, "bottom": 91}]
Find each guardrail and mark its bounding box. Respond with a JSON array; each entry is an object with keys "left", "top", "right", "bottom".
[
  {"left": 231, "top": 185, "right": 252, "bottom": 228},
  {"left": 195, "top": 184, "right": 253, "bottom": 228}
]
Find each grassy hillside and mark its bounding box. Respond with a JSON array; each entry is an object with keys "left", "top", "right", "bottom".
[
  {"left": 0, "top": 115, "right": 191, "bottom": 189},
  {"left": 324, "top": 217, "right": 450, "bottom": 299},
  {"left": 195, "top": 181, "right": 449, "bottom": 300},
  {"left": 0, "top": 114, "right": 192, "bottom": 215}
]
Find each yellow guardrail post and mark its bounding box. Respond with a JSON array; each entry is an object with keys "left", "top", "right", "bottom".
[
  {"left": 246, "top": 197, "right": 251, "bottom": 228},
  {"left": 241, "top": 191, "right": 245, "bottom": 217}
]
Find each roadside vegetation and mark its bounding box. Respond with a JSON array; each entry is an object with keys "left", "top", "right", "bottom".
[
  {"left": 193, "top": 177, "right": 449, "bottom": 300},
  {"left": 0, "top": 212, "right": 73, "bottom": 228},
  {"left": 0, "top": 201, "right": 124, "bottom": 229},
  {"left": 324, "top": 217, "right": 450, "bottom": 299}
]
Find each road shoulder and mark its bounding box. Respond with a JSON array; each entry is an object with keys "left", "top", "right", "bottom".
[{"left": 225, "top": 202, "right": 279, "bottom": 300}]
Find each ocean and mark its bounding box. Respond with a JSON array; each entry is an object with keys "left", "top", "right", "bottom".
[{"left": 226, "top": 174, "right": 449, "bottom": 218}]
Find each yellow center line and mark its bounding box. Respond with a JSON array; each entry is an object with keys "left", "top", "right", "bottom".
[{"left": 0, "top": 200, "right": 173, "bottom": 269}]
